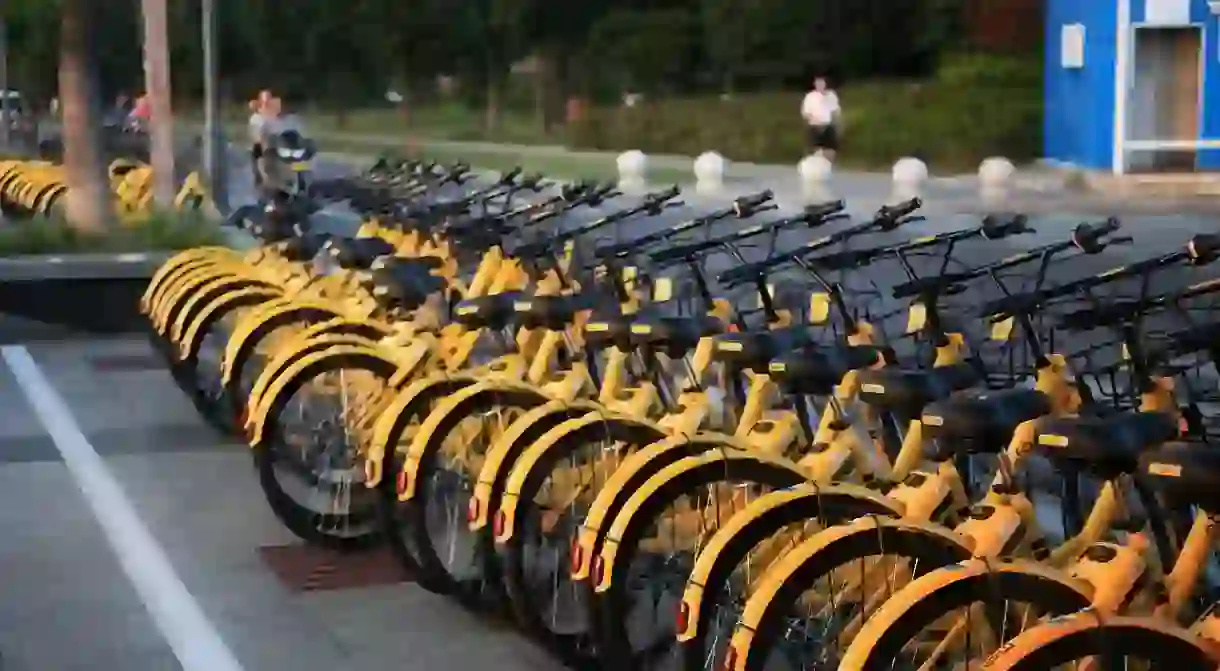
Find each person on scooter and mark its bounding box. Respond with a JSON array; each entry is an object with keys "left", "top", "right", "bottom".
[{"left": 255, "top": 97, "right": 314, "bottom": 201}]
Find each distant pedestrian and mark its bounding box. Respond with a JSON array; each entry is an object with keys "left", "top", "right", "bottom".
[
  {"left": 130, "top": 94, "right": 151, "bottom": 131},
  {"left": 249, "top": 99, "right": 267, "bottom": 188},
  {"left": 801, "top": 76, "right": 841, "bottom": 161}
]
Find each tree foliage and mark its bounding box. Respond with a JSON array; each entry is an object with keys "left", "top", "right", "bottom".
[{"left": 3, "top": 0, "right": 996, "bottom": 111}]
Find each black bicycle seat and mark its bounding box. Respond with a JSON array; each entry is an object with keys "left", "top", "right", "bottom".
[
  {"left": 583, "top": 311, "right": 638, "bottom": 350},
  {"left": 628, "top": 314, "right": 726, "bottom": 358},
  {"left": 856, "top": 364, "right": 981, "bottom": 418},
  {"left": 328, "top": 237, "right": 397, "bottom": 270},
  {"left": 1140, "top": 441, "right": 1220, "bottom": 514},
  {"left": 769, "top": 345, "right": 885, "bottom": 396},
  {"left": 1033, "top": 411, "right": 1179, "bottom": 480},
  {"left": 513, "top": 292, "right": 601, "bottom": 330},
  {"left": 370, "top": 261, "right": 447, "bottom": 311},
  {"left": 452, "top": 291, "right": 527, "bottom": 330},
  {"left": 712, "top": 325, "right": 822, "bottom": 373},
  {"left": 279, "top": 232, "right": 332, "bottom": 262},
  {"left": 922, "top": 388, "right": 1053, "bottom": 459}
]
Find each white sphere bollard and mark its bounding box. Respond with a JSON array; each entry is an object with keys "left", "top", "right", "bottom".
[
  {"left": 798, "top": 154, "right": 833, "bottom": 201},
  {"left": 693, "top": 151, "right": 727, "bottom": 195},
  {"left": 617, "top": 150, "right": 648, "bottom": 192},
  {"left": 891, "top": 157, "right": 928, "bottom": 202},
  {"left": 978, "top": 157, "right": 1015, "bottom": 207}
]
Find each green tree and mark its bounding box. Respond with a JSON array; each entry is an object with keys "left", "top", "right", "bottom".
[{"left": 585, "top": 9, "right": 698, "bottom": 95}]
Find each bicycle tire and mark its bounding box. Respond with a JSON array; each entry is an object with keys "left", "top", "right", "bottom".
[
  {"left": 176, "top": 287, "right": 279, "bottom": 434},
  {"left": 727, "top": 517, "right": 973, "bottom": 671},
  {"left": 468, "top": 400, "right": 605, "bottom": 537},
  {"left": 221, "top": 301, "right": 345, "bottom": 416},
  {"left": 371, "top": 375, "right": 478, "bottom": 574},
  {"left": 395, "top": 382, "right": 552, "bottom": 604},
  {"left": 837, "top": 558, "right": 1093, "bottom": 670},
  {"left": 592, "top": 451, "right": 811, "bottom": 669},
  {"left": 981, "top": 612, "right": 1220, "bottom": 670},
  {"left": 497, "top": 413, "right": 667, "bottom": 662},
  {"left": 574, "top": 433, "right": 759, "bottom": 656},
  {"left": 679, "top": 483, "right": 904, "bottom": 671},
  {"left": 251, "top": 346, "right": 404, "bottom": 550}
]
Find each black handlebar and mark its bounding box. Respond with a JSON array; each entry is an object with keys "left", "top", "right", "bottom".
[
  {"left": 514, "top": 186, "right": 681, "bottom": 260},
  {"left": 878, "top": 197, "right": 921, "bottom": 221},
  {"left": 595, "top": 190, "right": 769, "bottom": 261},
  {"left": 978, "top": 233, "right": 1218, "bottom": 319},
  {"left": 717, "top": 200, "right": 922, "bottom": 287}
]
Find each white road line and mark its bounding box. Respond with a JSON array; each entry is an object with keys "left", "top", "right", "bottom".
[{"left": 0, "top": 345, "right": 244, "bottom": 671}]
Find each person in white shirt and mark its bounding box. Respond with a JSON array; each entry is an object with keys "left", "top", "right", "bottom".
[
  {"left": 248, "top": 91, "right": 276, "bottom": 188},
  {"left": 800, "top": 77, "right": 841, "bottom": 160}
]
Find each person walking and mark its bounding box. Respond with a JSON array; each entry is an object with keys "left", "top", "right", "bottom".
[
  {"left": 248, "top": 91, "right": 278, "bottom": 189},
  {"left": 801, "top": 76, "right": 841, "bottom": 161}
]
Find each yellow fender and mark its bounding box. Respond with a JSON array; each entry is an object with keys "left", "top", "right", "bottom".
[
  {"left": 169, "top": 275, "right": 272, "bottom": 345},
  {"left": 676, "top": 483, "right": 903, "bottom": 644},
  {"left": 33, "top": 182, "right": 67, "bottom": 216},
  {"left": 245, "top": 343, "right": 407, "bottom": 449},
  {"left": 152, "top": 260, "right": 252, "bottom": 329},
  {"left": 153, "top": 263, "right": 238, "bottom": 333},
  {"left": 468, "top": 399, "right": 607, "bottom": 531},
  {"left": 594, "top": 450, "right": 807, "bottom": 595},
  {"left": 233, "top": 317, "right": 396, "bottom": 395},
  {"left": 145, "top": 255, "right": 232, "bottom": 318},
  {"left": 177, "top": 285, "right": 281, "bottom": 363},
  {"left": 365, "top": 373, "right": 483, "bottom": 489},
  {"left": 174, "top": 171, "right": 206, "bottom": 210},
  {"left": 495, "top": 411, "right": 668, "bottom": 543},
  {"left": 239, "top": 316, "right": 396, "bottom": 400},
  {"left": 219, "top": 299, "right": 345, "bottom": 387},
  {"left": 721, "top": 517, "right": 968, "bottom": 670},
  {"left": 980, "top": 613, "right": 1220, "bottom": 670},
  {"left": 143, "top": 246, "right": 236, "bottom": 311},
  {"left": 394, "top": 378, "right": 554, "bottom": 503},
  {"left": 572, "top": 431, "right": 756, "bottom": 581},
  {"left": 246, "top": 331, "right": 391, "bottom": 398},
  {"left": 243, "top": 332, "right": 409, "bottom": 417},
  {"left": 813, "top": 558, "right": 1092, "bottom": 671}
]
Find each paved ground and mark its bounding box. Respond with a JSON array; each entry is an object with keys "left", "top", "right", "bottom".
[{"left": 0, "top": 336, "right": 564, "bottom": 671}]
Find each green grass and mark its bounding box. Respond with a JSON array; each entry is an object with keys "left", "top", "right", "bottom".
[
  {"left": 0, "top": 210, "right": 224, "bottom": 257},
  {"left": 190, "top": 102, "right": 554, "bottom": 145}
]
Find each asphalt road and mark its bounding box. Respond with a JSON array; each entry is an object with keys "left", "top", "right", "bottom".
[{"left": 0, "top": 149, "right": 1216, "bottom": 670}]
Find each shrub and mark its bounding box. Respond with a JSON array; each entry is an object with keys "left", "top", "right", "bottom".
[
  {"left": 0, "top": 210, "right": 223, "bottom": 256},
  {"left": 568, "top": 55, "right": 1042, "bottom": 172}
]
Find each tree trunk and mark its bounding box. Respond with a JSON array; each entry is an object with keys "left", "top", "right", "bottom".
[
  {"left": 58, "top": 0, "right": 111, "bottom": 232},
  {"left": 141, "top": 0, "right": 176, "bottom": 207}
]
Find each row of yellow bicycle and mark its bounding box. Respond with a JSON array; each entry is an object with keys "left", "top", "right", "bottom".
[
  {"left": 0, "top": 158, "right": 206, "bottom": 220},
  {"left": 143, "top": 158, "right": 1220, "bottom": 669}
]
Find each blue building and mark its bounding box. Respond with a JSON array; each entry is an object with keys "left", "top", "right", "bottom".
[{"left": 1045, "top": 0, "right": 1220, "bottom": 173}]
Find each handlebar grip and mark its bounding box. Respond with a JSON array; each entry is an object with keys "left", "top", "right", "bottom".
[
  {"left": 980, "top": 213, "right": 1033, "bottom": 240},
  {"left": 1187, "top": 233, "right": 1220, "bottom": 264},
  {"left": 647, "top": 185, "right": 681, "bottom": 203},
  {"left": 734, "top": 189, "right": 774, "bottom": 212},
  {"left": 879, "top": 197, "right": 921, "bottom": 219},
  {"left": 1071, "top": 218, "right": 1119, "bottom": 253},
  {"left": 806, "top": 249, "right": 870, "bottom": 272},
  {"left": 804, "top": 199, "right": 847, "bottom": 219},
  {"left": 717, "top": 262, "right": 766, "bottom": 287}
]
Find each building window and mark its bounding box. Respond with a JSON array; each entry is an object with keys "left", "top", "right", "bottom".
[{"left": 1062, "top": 24, "right": 1086, "bottom": 68}]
